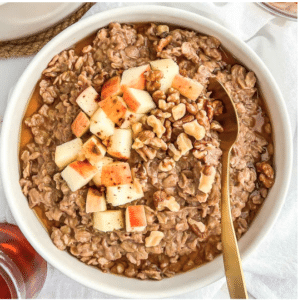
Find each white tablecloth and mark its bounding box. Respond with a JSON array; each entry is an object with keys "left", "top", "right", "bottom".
[{"left": 0, "top": 2, "right": 297, "bottom": 299}]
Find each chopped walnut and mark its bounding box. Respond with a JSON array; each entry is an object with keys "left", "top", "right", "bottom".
[
  {"left": 156, "top": 35, "right": 172, "bottom": 52},
  {"left": 168, "top": 143, "right": 182, "bottom": 161},
  {"left": 136, "top": 146, "right": 157, "bottom": 161},
  {"left": 149, "top": 137, "right": 168, "bottom": 150},
  {"left": 177, "top": 133, "right": 193, "bottom": 156},
  {"left": 150, "top": 108, "right": 165, "bottom": 119},
  {"left": 210, "top": 120, "right": 224, "bottom": 132},
  {"left": 172, "top": 103, "right": 186, "bottom": 121},
  {"left": 142, "top": 145, "right": 157, "bottom": 160},
  {"left": 188, "top": 218, "right": 206, "bottom": 236},
  {"left": 159, "top": 157, "right": 175, "bottom": 172},
  {"left": 256, "top": 162, "right": 274, "bottom": 188},
  {"left": 194, "top": 191, "right": 208, "bottom": 203},
  {"left": 160, "top": 196, "right": 180, "bottom": 212},
  {"left": 188, "top": 218, "right": 206, "bottom": 232},
  {"left": 256, "top": 161, "right": 274, "bottom": 179},
  {"left": 145, "top": 70, "right": 163, "bottom": 92},
  {"left": 193, "top": 149, "right": 207, "bottom": 160},
  {"left": 156, "top": 25, "right": 169, "bottom": 36},
  {"left": 132, "top": 138, "right": 144, "bottom": 150},
  {"left": 206, "top": 104, "right": 214, "bottom": 121},
  {"left": 145, "top": 71, "right": 163, "bottom": 92},
  {"left": 152, "top": 90, "right": 166, "bottom": 102},
  {"left": 212, "top": 100, "right": 224, "bottom": 116},
  {"left": 198, "top": 165, "right": 216, "bottom": 194},
  {"left": 138, "top": 130, "right": 155, "bottom": 144},
  {"left": 132, "top": 122, "right": 143, "bottom": 137},
  {"left": 140, "top": 115, "right": 148, "bottom": 125},
  {"left": 183, "top": 120, "right": 206, "bottom": 140},
  {"left": 158, "top": 100, "right": 175, "bottom": 111},
  {"left": 153, "top": 191, "right": 180, "bottom": 212},
  {"left": 195, "top": 110, "right": 210, "bottom": 130},
  {"left": 172, "top": 119, "right": 183, "bottom": 128},
  {"left": 185, "top": 102, "right": 199, "bottom": 115},
  {"left": 164, "top": 120, "right": 172, "bottom": 141},
  {"left": 193, "top": 141, "right": 215, "bottom": 151},
  {"left": 181, "top": 114, "right": 195, "bottom": 124},
  {"left": 197, "top": 98, "right": 205, "bottom": 110},
  {"left": 161, "top": 112, "right": 172, "bottom": 119},
  {"left": 145, "top": 231, "right": 164, "bottom": 247},
  {"left": 167, "top": 88, "right": 180, "bottom": 104},
  {"left": 147, "top": 115, "right": 166, "bottom": 138}
]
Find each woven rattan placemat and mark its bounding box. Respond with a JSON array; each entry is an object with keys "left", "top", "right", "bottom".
[{"left": 0, "top": 3, "right": 95, "bottom": 59}]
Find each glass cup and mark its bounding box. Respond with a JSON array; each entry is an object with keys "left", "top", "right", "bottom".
[
  {"left": 0, "top": 223, "right": 47, "bottom": 298},
  {"left": 257, "top": 2, "right": 297, "bottom": 21}
]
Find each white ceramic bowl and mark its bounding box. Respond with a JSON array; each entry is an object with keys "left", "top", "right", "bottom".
[
  {"left": 0, "top": 2, "right": 83, "bottom": 41},
  {"left": 0, "top": 5, "right": 293, "bottom": 298}
]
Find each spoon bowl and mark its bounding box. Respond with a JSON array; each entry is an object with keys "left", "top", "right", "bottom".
[{"left": 208, "top": 77, "right": 239, "bottom": 151}]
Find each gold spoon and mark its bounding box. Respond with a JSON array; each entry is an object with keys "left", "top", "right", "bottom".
[{"left": 207, "top": 77, "right": 248, "bottom": 299}]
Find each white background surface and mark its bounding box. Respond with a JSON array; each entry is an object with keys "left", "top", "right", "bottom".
[{"left": 0, "top": 2, "right": 297, "bottom": 299}]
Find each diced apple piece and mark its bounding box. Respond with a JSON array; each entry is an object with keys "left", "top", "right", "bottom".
[
  {"left": 55, "top": 138, "right": 83, "bottom": 169},
  {"left": 93, "top": 210, "right": 124, "bottom": 232},
  {"left": 99, "top": 96, "right": 127, "bottom": 124},
  {"left": 76, "top": 86, "right": 99, "bottom": 117},
  {"left": 150, "top": 59, "right": 179, "bottom": 92},
  {"left": 121, "top": 64, "right": 150, "bottom": 90},
  {"left": 101, "top": 162, "right": 132, "bottom": 187},
  {"left": 101, "top": 76, "right": 122, "bottom": 100},
  {"left": 90, "top": 107, "right": 115, "bottom": 140},
  {"left": 61, "top": 160, "right": 98, "bottom": 192},
  {"left": 92, "top": 157, "right": 114, "bottom": 186},
  {"left": 105, "top": 128, "right": 132, "bottom": 160},
  {"left": 86, "top": 187, "right": 107, "bottom": 213},
  {"left": 126, "top": 205, "right": 147, "bottom": 232},
  {"left": 82, "top": 135, "right": 106, "bottom": 165},
  {"left": 118, "top": 110, "right": 144, "bottom": 128},
  {"left": 172, "top": 74, "right": 203, "bottom": 101},
  {"left": 71, "top": 111, "right": 90, "bottom": 138},
  {"left": 106, "top": 179, "right": 144, "bottom": 206},
  {"left": 123, "top": 88, "right": 156, "bottom": 114}
]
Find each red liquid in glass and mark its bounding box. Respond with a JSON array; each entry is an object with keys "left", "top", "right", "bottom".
[
  {"left": 0, "top": 275, "right": 12, "bottom": 298},
  {"left": 0, "top": 223, "right": 47, "bottom": 298}
]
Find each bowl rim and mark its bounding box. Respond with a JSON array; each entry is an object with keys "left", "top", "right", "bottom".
[{"left": 0, "top": 5, "right": 293, "bottom": 298}]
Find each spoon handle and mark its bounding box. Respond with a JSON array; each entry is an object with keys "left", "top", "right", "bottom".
[{"left": 221, "top": 150, "right": 248, "bottom": 299}]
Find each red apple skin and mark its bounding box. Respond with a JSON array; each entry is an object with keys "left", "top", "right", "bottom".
[
  {"left": 71, "top": 111, "right": 90, "bottom": 138},
  {"left": 101, "top": 76, "right": 122, "bottom": 100},
  {"left": 126, "top": 205, "right": 147, "bottom": 230},
  {"left": 99, "top": 96, "right": 127, "bottom": 124},
  {"left": 121, "top": 65, "right": 150, "bottom": 91},
  {"left": 172, "top": 74, "right": 203, "bottom": 101},
  {"left": 122, "top": 87, "right": 140, "bottom": 113},
  {"left": 69, "top": 159, "right": 98, "bottom": 179}
]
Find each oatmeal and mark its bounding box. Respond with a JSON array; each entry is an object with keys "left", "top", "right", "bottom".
[{"left": 19, "top": 22, "right": 274, "bottom": 280}]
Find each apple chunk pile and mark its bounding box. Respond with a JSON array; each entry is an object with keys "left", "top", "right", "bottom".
[{"left": 54, "top": 58, "right": 204, "bottom": 233}]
